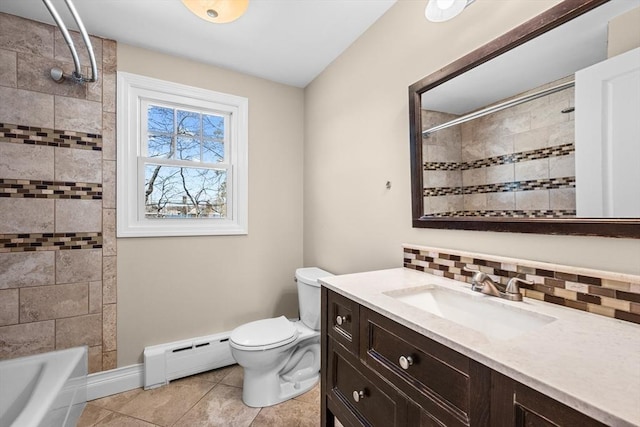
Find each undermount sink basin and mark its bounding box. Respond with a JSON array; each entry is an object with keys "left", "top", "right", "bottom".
[{"left": 384, "top": 285, "right": 555, "bottom": 340}]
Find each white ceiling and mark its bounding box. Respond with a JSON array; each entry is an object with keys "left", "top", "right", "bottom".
[{"left": 0, "top": 0, "right": 397, "bottom": 88}]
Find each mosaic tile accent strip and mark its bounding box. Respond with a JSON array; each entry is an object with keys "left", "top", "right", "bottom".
[
  {"left": 424, "top": 176, "right": 575, "bottom": 197},
  {"left": 424, "top": 143, "right": 574, "bottom": 171},
  {"left": 0, "top": 232, "right": 102, "bottom": 253},
  {"left": 425, "top": 209, "right": 576, "bottom": 218},
  {"left": 0, "top": 179, "right": 102, "bottom": 199},
  {"left": 403, "top": 244, "right": 640, "bottom": 325},
  {"left": 425, "top": 162, "right": 461, "bottom": 171},
  {"left": 0, "top": 123, "right": 102, "bottom": 151}
]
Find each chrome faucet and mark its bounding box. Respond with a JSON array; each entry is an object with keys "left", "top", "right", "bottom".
[{"left": 462, "top": 266, "right": 531, "bottom": 302}]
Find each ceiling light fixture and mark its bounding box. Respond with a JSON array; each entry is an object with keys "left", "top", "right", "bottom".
[
  {"left": 182, "top": 0, "right": 249, "bottom": 24},
  {"left": 425, "top": 0, "right": 475, "bottom": 22}
]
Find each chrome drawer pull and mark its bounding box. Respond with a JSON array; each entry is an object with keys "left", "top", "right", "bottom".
[
  {"left": 352, "top": 390, "right": 366, "bottom": 402},
  {"left": 399, "top": 355, "right": 414, "bottom": 370},
  {"left": 336, "top": 315, "right": 349, "bottom": 326}
]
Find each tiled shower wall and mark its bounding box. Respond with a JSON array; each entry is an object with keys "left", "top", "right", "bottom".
[
  {"left": 0, "top": 13, "right": 116, "bottom": 372},
  {"left": 423, "top": 77, "right": 576, "bottom": 218},
  {"left": 421, "top": 109, "right": 463, "bottom": 215}
]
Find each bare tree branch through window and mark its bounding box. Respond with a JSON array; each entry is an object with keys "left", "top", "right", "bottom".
[{"left": 144, "top": 105, "right": 227, "bottom": 219}]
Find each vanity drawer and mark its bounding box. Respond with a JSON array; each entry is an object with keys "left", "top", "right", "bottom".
[
  {"left": 360, "top": 307, "right": 490, "bottom": 427},
  {"left": 327, "top": 290, "right": 359, "bottom": 355},
  {"left": 327, "top": 338, "right": 407, "bottom": 427}
]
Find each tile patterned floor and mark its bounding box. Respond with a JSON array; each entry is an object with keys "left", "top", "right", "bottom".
[{"left": 78, "top": 364, "right": 325, "bottom": 427}]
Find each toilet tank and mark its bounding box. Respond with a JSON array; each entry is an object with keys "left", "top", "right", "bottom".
[{"left": 296, "top": 267, "right": 333, "bottom": 331}]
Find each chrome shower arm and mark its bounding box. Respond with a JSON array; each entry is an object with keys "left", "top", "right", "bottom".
[
  {"left": 42, "top": 0, "right": 81, "bottom": 76},
  {"left": 63, "top": 0, "right": 97, "bottom": 82},
  {"left": 41, "top": 0, "right": 98, "bottom": 83}
]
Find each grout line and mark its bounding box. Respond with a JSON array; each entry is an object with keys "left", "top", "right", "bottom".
[{"left": 168, "top": 380, "right": 216, "bottom": 427}]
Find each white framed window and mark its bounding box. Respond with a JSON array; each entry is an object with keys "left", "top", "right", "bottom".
[{"left": 117, "top": 72, "right": 248, "bottom": 237}]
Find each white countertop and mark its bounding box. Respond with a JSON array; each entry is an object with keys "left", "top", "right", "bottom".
[{"left": 320, "top": 268, "right": 640, "bottom": 427}]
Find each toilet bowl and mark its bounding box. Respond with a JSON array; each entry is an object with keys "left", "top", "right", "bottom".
[{"left": 229, "top": 267, "right": 332, "bottom": 407}]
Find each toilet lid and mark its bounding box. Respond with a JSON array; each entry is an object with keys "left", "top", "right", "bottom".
[{"left": 230, "top": 316, "right": 297, "bottom": 348}]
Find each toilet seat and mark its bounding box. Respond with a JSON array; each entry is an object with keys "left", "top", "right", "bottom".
[{"left": 230, "top": 316, "right": 298, "bottom": 351}]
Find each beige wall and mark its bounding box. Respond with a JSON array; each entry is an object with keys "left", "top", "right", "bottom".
[
  {"left": 303, "top": 0, "right": 640, "bottom": 276},
  {"left": 117, "top": 45, "right": 304, "bottom": 365},
  {"left": 608, "top": 6, "right": 640, "bottom": 58}
]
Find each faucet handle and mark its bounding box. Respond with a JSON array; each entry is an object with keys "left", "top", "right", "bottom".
[
  {"left": 463, "top": 266, "right": 481, "bottom": 280},
  {"left": 505, "top": 277, "right": 533, "bottom": 295},
  {"left": 463, "top": 266, "right": 487, "bottom": 290}
]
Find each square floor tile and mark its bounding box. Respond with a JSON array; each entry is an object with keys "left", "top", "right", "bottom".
[
  {"left": 76, "top": 404, "right": 112, "bottom": 427},
  {"left": 173, "top": 383, "right": 260, "bottom": 427},
  {"left": 251, "top": 397, "right": 319, "bottom": 427},
  {"left": 197, "top": 364, "right": 238, "bottom": 384},
  {"left": 116, "top": 376, "right": 214, "bottom": 426},
  {"left": 90, "top": 412, "right": 157, "bottom": 426},
  {"left": 293, "top": 382, "right": 320, "bottom": 404},
  {"left": 219, "top": 364, "right": 244, "bottom": 388},
  {"left": 90, "top": 388, "right": 144, "bottom": 412}
]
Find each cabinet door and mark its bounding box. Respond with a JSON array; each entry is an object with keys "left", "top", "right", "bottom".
[
  {"left": 327, "top": 338, "right": 407, "bottom": 427},
  {"left": 408, "top": 401, "right": 448, "bottom": 427},
  {"left": 327, "top": 290, "right": 359, "bottom": 355},
  {"left": 491, "top": 372, "right": 608, "bottom": 427}
]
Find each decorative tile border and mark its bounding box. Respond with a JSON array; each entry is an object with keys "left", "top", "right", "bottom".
[
  {"left": 403, "top": 244, "right": 640, "bottom": 325},
  {"left": 424, "top": 143, "right": 574, "bottom": 171},
  {"left": 0, "top": 232, "right": 102, "bottom": 253},
  {"left": 425, "top": 209, "right": 576, "bottom": 218},
  {"left": 425, "top": 161, "right": 461, "bottom": 171},
  {"left": 424, "top": 176, "right": 575, "bottom": 197},
  {"left": 0, "top": 179, "right": 102, "bottom": 199},
  {"left": 0, "top": 123, "right": 102, "bottom": 151}
]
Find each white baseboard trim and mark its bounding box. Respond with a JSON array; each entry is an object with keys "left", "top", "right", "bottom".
[{"left": 87, "top": 364, "right": 144, "bottom": 401}]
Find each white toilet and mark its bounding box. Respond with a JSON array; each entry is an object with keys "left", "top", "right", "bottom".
[{"left": 229, "top": 267, "right": 333, "bottom": 407}]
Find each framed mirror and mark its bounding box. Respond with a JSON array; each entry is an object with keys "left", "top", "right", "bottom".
[{"left": 409, "top": 0, "right": 640, "bottom": 238}]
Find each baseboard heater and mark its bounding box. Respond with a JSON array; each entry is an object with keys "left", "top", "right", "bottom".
[{"left": 143, "top": 331, "right": 236, "bottom": 390}]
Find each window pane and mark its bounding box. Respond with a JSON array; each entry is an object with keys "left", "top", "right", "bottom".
[
  {"left": 144, "top": 164, "right": 227, "bottom": 219},
  {"left": 147, "top": 135, "right": 173, "bottom": 158},
  {"left": 203, "top": 114, "right": 224, "bottom": 138},
  {"left": 148, "top": 106, "right": 174, "bottom": 133},
  {"left": 177, "top": 110, "right": 200, "bottom": 136},
  {"left": 176, "top": 136, "right": 201, "bottom": 161},
  {"left": 202, "top": 140, "right": 224, "bottom": 163}
]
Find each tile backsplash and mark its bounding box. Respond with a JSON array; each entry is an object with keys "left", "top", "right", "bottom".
[
  {"left": 0, "top": 12, "right": 116, "bottom": 372},
  {"left": 403, "top": 244, "right": 640, "bottom": 325}
]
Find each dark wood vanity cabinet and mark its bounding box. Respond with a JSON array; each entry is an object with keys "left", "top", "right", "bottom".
[
  {"left": 321, "top": 288, "right": 606, "bottom": 427},
  {"left": 327, "top": 339, "right": 408, "bottom": 427},
  {"left": 491, "top": 372, "right": 608, "bottom": 427},
  {"left": 360, "top": 307, "right": 490, "bottom": 427},
  {"left": 326, "top": 290, "right": 359, "bottom": 355},
  {"left": 322, "top": 288, "right": 488, "bottom": 427},
  {"left": 323, "top": 289, "right": 406, "bottom": 427}
]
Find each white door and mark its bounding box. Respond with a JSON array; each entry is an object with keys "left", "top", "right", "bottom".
[{"left": 575, "top": 47, "right": 640, "bottom": 217}]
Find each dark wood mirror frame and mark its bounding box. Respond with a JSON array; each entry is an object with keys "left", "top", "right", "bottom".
[{"left": 409, "top": 0, "right": 640, "bottom": 238}]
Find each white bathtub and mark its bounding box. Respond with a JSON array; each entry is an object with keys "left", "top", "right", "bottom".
[{"left": 0, "top": 347, "right": 87, "bottom": 427}]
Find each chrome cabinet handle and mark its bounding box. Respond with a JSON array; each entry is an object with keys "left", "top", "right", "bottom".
[
  {"left": 336, "top": 315, "right": 349, "bottom": 326},
  {"left": 399, "top": 355, "right": 414, "bottom": 370},
  {"left": 352, "top": 390, "right": 365, "bottom": 402}
]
